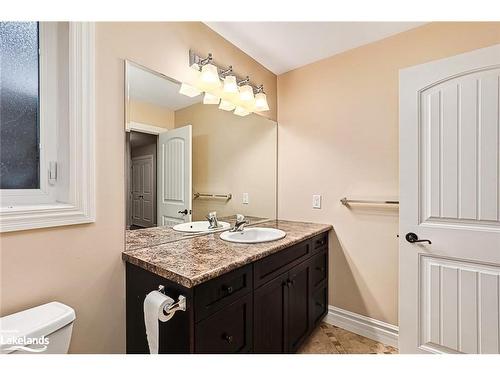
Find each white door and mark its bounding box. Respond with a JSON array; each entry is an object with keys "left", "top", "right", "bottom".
[
  {"left": 131, "top": 155, "right": 155, "bottom": 228},
  {"left": 400, "top": 44, "right": 500, "bottom": 354},
  {"left": 157, "top": 125, "right": 192, "bottom": 226}
]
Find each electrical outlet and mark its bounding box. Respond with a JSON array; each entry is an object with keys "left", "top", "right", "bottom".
[
  {"left": 242, "top": 193, "right": 249, "bottom": 204},
  {"left": 312, "top": 194, "right": 321, "bottom": 209}
]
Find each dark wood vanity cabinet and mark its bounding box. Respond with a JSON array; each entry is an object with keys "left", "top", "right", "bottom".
[{"left": 126, "top": 232, "right": 329, "bottom": 354}]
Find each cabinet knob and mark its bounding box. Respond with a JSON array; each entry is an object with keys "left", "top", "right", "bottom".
[
  {"left": 316, "top": 302, "right": 325, "bottom": 308},
  {"left": 222, "top": 333, "right": 233, "bottom": 344},
  {"left": 315, "top": 266, "right": 325, "bottom": 272},
  {"left": 222, "top": 285, "right": 233, "bottom": 294}
]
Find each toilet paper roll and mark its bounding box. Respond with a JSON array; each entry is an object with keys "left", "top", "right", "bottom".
[{"left": 143, "top": 290, "right": 175, "bottom": 354}]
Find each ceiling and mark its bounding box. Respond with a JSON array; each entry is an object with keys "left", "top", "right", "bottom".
[
  {"left": 204, "top": 22, "right": 425, "bottom": 74},
  {"left": 128, "top": 64, "right": 200, "bottom": 110}
]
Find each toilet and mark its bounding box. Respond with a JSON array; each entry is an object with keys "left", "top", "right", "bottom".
[{"left": 0, "top": 302, "right": 75, "bottom": 354}]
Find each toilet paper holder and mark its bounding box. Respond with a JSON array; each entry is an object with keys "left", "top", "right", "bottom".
[{"left": 158, "top": 285, "right": 187, "bottom": 321}]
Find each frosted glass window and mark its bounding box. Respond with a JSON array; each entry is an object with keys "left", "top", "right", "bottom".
[{"left": 0, "top": 22, "right": 40, "bottom": 189}]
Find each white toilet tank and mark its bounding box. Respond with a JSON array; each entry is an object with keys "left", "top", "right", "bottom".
[{"left": 0, "top": 302, "right": 75, "bottom": 354}]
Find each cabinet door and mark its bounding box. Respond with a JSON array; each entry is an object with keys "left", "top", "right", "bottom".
[
  {"left": 287, "top": 259, "right": 311, "bottom": 352},
  {"left": 195, "top": 293, "right": 252, "bottom": 353},
  {"left": 253, "top": 272, "right": 289, "bottom": 353}
]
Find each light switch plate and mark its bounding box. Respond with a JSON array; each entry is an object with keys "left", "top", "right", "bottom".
[
  {"left": 242, "top": 193, "right": 249, "bottom": 204},
  {"left": 312, "top": 194, "right": 321, "bottom": 209}
]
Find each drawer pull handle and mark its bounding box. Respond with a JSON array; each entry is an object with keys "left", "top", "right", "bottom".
[
  {"left": 222, "top": 333, "right": 233, "bottom": 344},
  {"left": 315, "top": 267, "right": 325, "bottom": 272},
  {"left": 316, "top": 239, "right": 326, "bottom": 247},
  {"left": 222, "top": 285, "right": 233, "bottom": 294}
]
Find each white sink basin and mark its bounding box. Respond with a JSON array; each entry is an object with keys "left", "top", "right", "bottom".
[
  {"left": 173, "top": 221, "right": 230, "bottom": 233},
  {"left": 220, "top": 227, "right": 286, "bottom": 244}
]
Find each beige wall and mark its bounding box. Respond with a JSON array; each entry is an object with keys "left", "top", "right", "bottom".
[
  {"left": 174, "top": 103, "right": 277, "bottom": 220},
  {"left": 277, "top": 22, "right": 500, "bottom": 326},
  {"left": 129, "top": 99, "right": 175, "bottom": 129},
  {"left": 0, "top": 22, "right": 276, "bottom": 353}
]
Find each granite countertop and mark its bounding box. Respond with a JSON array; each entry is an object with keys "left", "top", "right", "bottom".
[
  {"left": 122, "top": 220, "right": 332, "bottom": 288},
  {"left": 125, "top": 215, "right": 271, "bottom": 251}
]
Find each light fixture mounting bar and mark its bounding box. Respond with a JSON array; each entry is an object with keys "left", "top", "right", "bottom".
[{"left": 189, "top": 50, "right": 262, "bottom": 92}]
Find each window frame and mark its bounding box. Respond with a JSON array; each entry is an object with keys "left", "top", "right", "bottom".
[{"left": 0, "top": 22, "right": 95, "bottom": 232}]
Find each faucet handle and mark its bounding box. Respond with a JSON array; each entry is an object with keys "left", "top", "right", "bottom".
[
  {"left": 235, "top": 214, "right": 245, "bottom": 223},
  {"left": 208, "top": 211, "right": 217, "bottom": 218}
]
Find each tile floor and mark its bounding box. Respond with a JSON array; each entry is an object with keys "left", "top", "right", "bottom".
[{"left": 298, "top": 322, "right": 398, "bottom": 354}]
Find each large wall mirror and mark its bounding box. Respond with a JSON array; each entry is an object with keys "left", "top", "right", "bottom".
[{"left": 125, "top": 61, "right": 277, "bottom": 232}]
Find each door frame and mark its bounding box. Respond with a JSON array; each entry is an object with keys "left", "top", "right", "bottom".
[{"left": 126, "top": 128, "right": 159, "bottom": 229}]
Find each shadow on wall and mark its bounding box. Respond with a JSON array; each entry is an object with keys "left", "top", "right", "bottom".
[{"left": 329, "top": 227, "right": 393, "bottom": 321}]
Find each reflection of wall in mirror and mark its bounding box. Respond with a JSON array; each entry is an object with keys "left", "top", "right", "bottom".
[
  {"left": 174, "top": 103, "right": 277, "bottom": 220},
  {"left": 129, "top": 99, "right": 175, "bottom": 129}
]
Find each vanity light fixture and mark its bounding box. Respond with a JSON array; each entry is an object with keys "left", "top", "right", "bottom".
[
  {"left": 198, "top": 54, "right": 221, "bottom": 90},
  {"left": 203, "top": 92, "right": 220, "bottom": 105},
  {"left": 254, "top": 85, "right": 270, "bottom": 112},
  {"left": 179, "top": 82, "right": 201, "bottom": 98},
  {"left": 219, "top": 99, "right": 236, "bottom": 111},
  {"left": 179, "top": 51, "right": 270, "bottom": 117},
  {"left": 220, "top": 66, "right": 238, "bottom": 96},
  {"left": 238, "top": 76, "right": 255, "bottom": 102},
  {"left": 234, "top": 106, "right": 250, "bottom": 117}
]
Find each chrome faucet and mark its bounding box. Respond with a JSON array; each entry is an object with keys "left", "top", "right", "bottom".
[
  {"left": 230, "top": 214, "right": 249, "bottom": 232},
  {"left": 206, "top": 211, "right": 219, "bottom": 229}
]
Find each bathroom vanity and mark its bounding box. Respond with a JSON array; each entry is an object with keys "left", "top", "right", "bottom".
[{"left": 123, "top": 220, "right": 331, "bottom": 353}]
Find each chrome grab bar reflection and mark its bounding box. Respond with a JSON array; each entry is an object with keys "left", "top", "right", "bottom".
[{"left": 193, "top": 192, "right": 232, "bottom": 200}]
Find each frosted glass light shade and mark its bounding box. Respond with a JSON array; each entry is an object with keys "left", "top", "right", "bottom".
[
  {"left": 234, "top": 106, "right": 250, "bottom": 116},
  {"left": 179, "top": 83, "right": 201, "bottom": 98},
  {"left": 219, "top": 100, "right": 236, "bottom": 111},
  {"left": 254, "top": 92, "right": 270, "bottom": 111},
  {"left": 203, "top": 92, "right": 220, "bottom": 105},
  {"left": 239, "top": 84, "right": 254, "bottom": 102},
  {"left": 198, "top": 63, "right": 221, "bottom": 90},
  {"left": 222, "top": 75, "right": 238, "bottom": 95}
]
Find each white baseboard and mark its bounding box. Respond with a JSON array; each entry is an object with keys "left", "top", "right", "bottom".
[{"left": 323, "top": 305, "right": 399, "bottom": 348}]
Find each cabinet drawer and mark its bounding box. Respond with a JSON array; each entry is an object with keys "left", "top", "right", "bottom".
[
  {"left": 311, "top": 250, "right": 327, "bottom": 288},
  {"left": 254, "top": 240, "right": 310, "bottom": 287},
  {"left": 311, "top": 284, "right": 327, "bottom": 325},
  {"left": 312, "top": 232, "right": 328, "bottom": 254},
  {"left": 194, "top": 264, "right": 252, "bottom": 322},
  {"left": 195, "top": 293, "right": 252, "bottom": 353}
]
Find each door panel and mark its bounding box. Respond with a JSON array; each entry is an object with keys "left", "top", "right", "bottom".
[
  {"left": 420, "top": 256, "right": 500, "bottom": 353},
  {"left": 400, "top": 43, "right": 500, "bottom": 354},
  {"left": 253, "top": 273, "right": 288, "bottom": 353},
  {"left": 131, "top": 155, "right": 154, "bottom": 228},
  {"left": 287, "top": 260, "right": 310, "bottom": 352},
  {"left": 157, "top": 125, "right": 192, "bottom": 226}
]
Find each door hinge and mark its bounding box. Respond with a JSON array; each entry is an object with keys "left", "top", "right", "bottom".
[{"left": 48, "top": 161, "right": 57, "bottom": 185}]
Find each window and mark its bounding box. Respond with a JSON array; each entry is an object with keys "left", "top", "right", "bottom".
[
  {"left": 0, "top": 22, "right": 95, "bottom": 232},
  {"left": 0, "top": 22, "right": 40, "bottom": 190}
]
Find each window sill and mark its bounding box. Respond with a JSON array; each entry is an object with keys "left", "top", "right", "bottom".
[{"left": 0, "top": 202, "right": 95, "bottom": 232}]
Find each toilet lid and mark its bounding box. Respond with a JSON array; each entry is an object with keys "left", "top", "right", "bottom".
[{"left": 0, "top": 302, "right": 75, "bottom": 354}]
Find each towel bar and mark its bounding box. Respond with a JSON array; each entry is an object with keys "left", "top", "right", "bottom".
[{"left": 340, "top": 197, "right": 399, "bottom": 206}]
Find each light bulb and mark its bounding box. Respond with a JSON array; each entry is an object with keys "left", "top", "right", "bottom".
[
  {"left": 234, "top": 106, "right": 250, "bottom": 116},
  {"left": 254, "top": 92, "right": 269, "bottom": 111},
  {"left": 179, "top": 83, "right": 201, "bottom": 98},
  {"left": 222, "top": 75, "right": 238, "bottom": 95},
  {"left": 203, "top": 92, "right": 220, "bottom": 105},
  {"left": 198, "top": 63, "right": 221, "bottom": 90},
  {"left": 239, "top": 84, "right": 254, "bottom": 102},
  {"left": 219, "top": 100, "right": 236, "bottom": 111}
]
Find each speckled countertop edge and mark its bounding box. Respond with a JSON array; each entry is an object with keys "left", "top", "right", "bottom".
[{"left": 122, "top": 220, "right": 332, "bottom": 288}]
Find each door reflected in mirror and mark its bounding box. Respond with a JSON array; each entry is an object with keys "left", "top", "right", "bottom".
[{"left": 125, "top": 61, "right": 277, "bottom": 232}]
